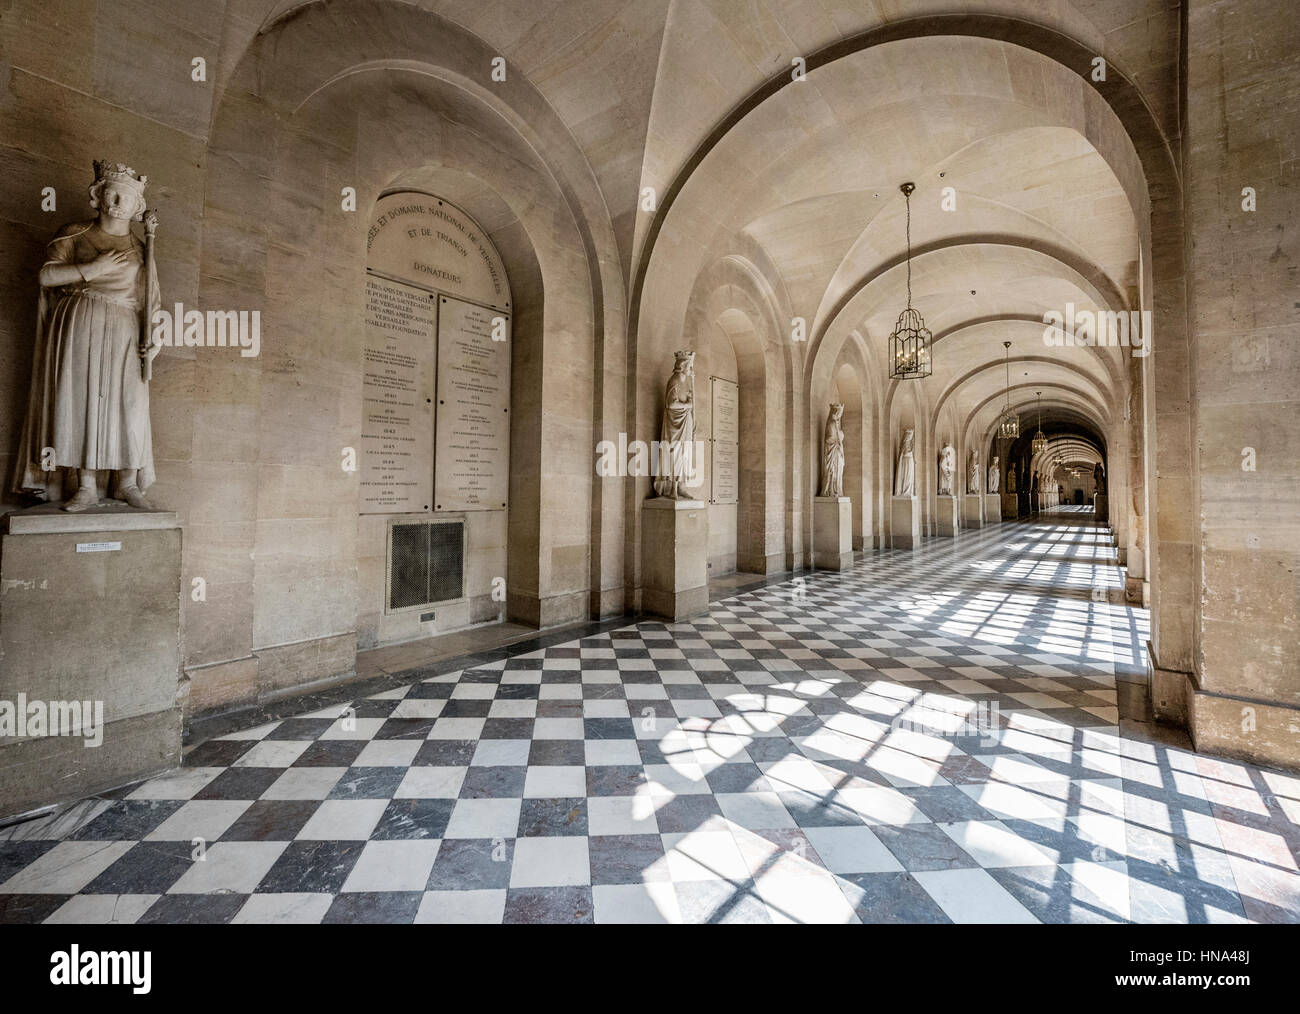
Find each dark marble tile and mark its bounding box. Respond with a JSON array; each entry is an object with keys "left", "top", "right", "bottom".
[
  {"left": 588, "top": 834, "right": 668, "bottom": 885},
  {"left": 193, "top": 767, "right": 283, "bottom": 801},
  {"left": 0, "top": 893, "right": 69, "bottom": 924},
  {"left": 66, "top": 799, "right": 184, "bottom": 840},
  {"left": 528, "top": 739, "right": 586, "bottom": 766},
  {"left": 502, "top": 886, "right": 594, "bottom": 924},
  {"left": 652, "top": 794, "right": 723, "bottom": 834},
  {"left": 426, "top": 838, "right": 513, "bottom": 890},
  {"left": 585, "top": 765, "right": 649, "bottom": 797},
  {"left": 264, "top": 718, "right": 336, "bottom": 741},
  {"left": 873, "top": 823, "right": 979, "bottom": 872},
  {"left": 222, "top": 800, "right": 320, "bottom": 841},
  {"left": 414, "top": 740, "right": 478, "bottom": 766},
  {"left": 776, "top": 790, "right": 864, "bottom": 828},
  {"left": 83, "top": 841, "right": 193, "bottom": 894},
  {"left": 459, "top": 766, "right": 527, "bottom": 799},
  {"left": 256, "top": 840, "right": 363, "bottom": 894},
  {"left": 704, "top": 763, "right": 771, "bottom": 794},
  {"left": 322, "top": 891, "right": 421, "bottom": 924},
  {"left": 988, "top": 865, "right": 1125, "bottom": 924},
  {"left": 835, "top": 872, "right": 951, "bottom": 924},
  {"left": 481, "top": 718, "right": 536, "bottom": 740},
  {"left": 328, "top": 767, "right": 406, "bottom": 800},
  {"left": 904, "top": 786, "right": 997, "bottom": 823},
  {"left": 182, "top": 738, "right": 257, "bottom": 767},
  {"left": 517, "top": 798, "right": 587, "bottom": 837},
  {"left": 374, "top": 718, "right": 437, "bottom": 740},
  {"left": 292, "top": 739, "right": 367, "bottom": 767},
  {"left": 139, "top": 893, "right": 246, "bottom": 924},
  {"left": 370, "top": 799, "right": 455, "bottom": 841},
  {"left": 440, "top": 699, "right": 492, "bottom": 718}
]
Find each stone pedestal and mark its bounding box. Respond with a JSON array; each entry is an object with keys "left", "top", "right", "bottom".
[
  {"left": 935, "top": 495, "right": 960, "bottom": 538},
  {"left": 963, "top": 493, "right": 984, "bottom": 529},
  {"left": 983, "top": 493, "right": 1001, "bottom": 526},
  {"left": 813, "top": 496, "right": 852, "bottom": 570},
  {"left": 641, "top": 498, "right": 708, "bottom": 621},
  {"left": 1094, "top": 493, "right": 1109, "bottom": 524},
  {"left": 1001, "top": 492, "right": 1017, "bottom": 520},
  {"left": 890, "top": 496, "right": 920, "bottom": 550},
  {"left": 0, "top": 503, "right": 183, "bottom": 819}
]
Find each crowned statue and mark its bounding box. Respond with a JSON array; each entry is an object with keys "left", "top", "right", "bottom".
[
  {"left": 967, "top": 448, "right": 981, "bottom": 494},
  {"left": 988, "top": 456, "right": 1000, "bottom": 493},
  {"left": 12, "top": 159, "right": 162, "bottom": 511},
  {"left": 819, "top": 403, "right": 845, "bottom": 498},
  {"left": 653, "top": 350, "right": 698, "bottom": 500}
]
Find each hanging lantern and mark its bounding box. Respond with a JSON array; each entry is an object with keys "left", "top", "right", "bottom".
[
  {"left": 996, "top": 340, "right": 1019, "bottom": 438},
  {"left": 889, "top": 183, "right": 933, "bottom": 380},
  {"left": 1031, "top": 391, "right": 1049, "bottom": 456}
]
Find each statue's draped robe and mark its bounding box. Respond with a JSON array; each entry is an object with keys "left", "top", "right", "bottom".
[
  {"left": 939, "top": 447, "right": 955, "bottom": 495},
  {"left": 894, "top": 438, "right": 915, "bottom": 497},
  {"left": 988, "top": 463, "right": 1000, "bottom": 493},
  {"left": 968, "top": 455, "right": 981, "bottom": 494},
  {"left": 12, "top": 222, "right": 158, "bottom": 498},
  {"left": 819, "top": 415, "right": 844, "bottom": 497},
  {"left": 653, "top": 370, "right": 694, "bottom": 497}
]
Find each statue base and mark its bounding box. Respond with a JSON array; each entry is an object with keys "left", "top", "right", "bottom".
[
  {"left": 813, "top": 496, "right": 852, "bottom": 570},
  {"left": 1094, "top": 493, "right": 1109, "bottom": 525},
  {"left": 1002, "top": 492, "right": 1017, "bottom": 520},
  {"left": 983, "top": 493, "right": 1002, "bottom": 526},
  {"left": 0, "top": 503, "right": 183, "bottom": 819},
  {"left": 936, "top": 495, "right": 960, "bottom": 538},
  {"left": 641, "top": 498, "right": 708, "bottom": 621},
  {"left": 891, "top": 496, "right": 920, "bottom": 550},
  {"left": 963, "top": 493, "right": 984, "bottom": 529}
]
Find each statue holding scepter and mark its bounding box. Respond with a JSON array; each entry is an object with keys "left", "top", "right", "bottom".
[{"left": 12, "top": 159, "right": 163, "bottom": 511}]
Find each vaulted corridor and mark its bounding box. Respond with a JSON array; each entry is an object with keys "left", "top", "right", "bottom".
[{"left": 3, "top": 515, "right": 1295, "bottom": 924}]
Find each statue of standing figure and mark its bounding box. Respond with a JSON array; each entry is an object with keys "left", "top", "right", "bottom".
[
  {"left": 819, "top": 403, "right": 845, "bottom": 498},
  {"left": 938, "top": 441, "right": 956, "bottom": 496},
  {"left": 12, "top": 159, "right": 162, "bottom": 511},
  {"left": 894, "top": 429, "right": 916, "bottom": 497},
  {"left": 652, "top": 350, "right": 698, "bottom": 500},
  {"left": 988, "top": 456, "right": 1000, "bottom": 493},
  {"left": 1093, "top": 461, "right": 1107, "bottom": 495},
  {"left": 967, "top": 449, "right": 981, "bottom": 494}
]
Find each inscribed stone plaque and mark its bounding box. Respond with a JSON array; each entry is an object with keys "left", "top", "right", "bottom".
[
  {"left": 367, "top": 193, "right": 510, "bottom": 312},
  {"left": 360, "top": 276, "right": 434, "bottom": 513},
  {"left": 710, "top": 376, "right": 739, "bottom": 504},
  {"left": 434, "top": 296, "right": 511, "bottom": 511}
]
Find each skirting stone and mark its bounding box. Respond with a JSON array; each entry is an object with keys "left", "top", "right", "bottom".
[
  {"left": 935, "top": 496, "right": 960, "bottom": 538},
  {"left": 890, "top": 496, "right": 920, "bottom": 550},
  {"left": 813, "top": 496, "right": 852, "bottom": 570},
  {"left": 641, "top": 498, "right": 708, "bottom": 621}
]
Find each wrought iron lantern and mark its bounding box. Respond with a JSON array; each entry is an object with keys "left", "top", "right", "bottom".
[
  {"left": 889, "top": 183, "right": 932, "bottom": 380},
  {"left": 1031, "top": 391, "right": 1049, "bottom": 456},
  {"left": 996, "top": 341, "right": 1019, "bottom": 438}
]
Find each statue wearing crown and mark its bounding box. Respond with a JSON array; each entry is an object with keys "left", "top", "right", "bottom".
[
  {"left": 652, "top": 350, "right": 698, "bottom": 500},
  {"left": 12, "top": 160, "right": 163, "bottom": 511}
]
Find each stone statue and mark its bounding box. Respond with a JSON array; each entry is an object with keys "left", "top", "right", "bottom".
[
  {"left": 894, "top": 428, "right": 916, "bottom": 497},
  {"left": 967, "top": 449, "right": 981, "bottom": 494},
  {"left": 988, "top": 456, "right": 1000, "bottom": 493},
  {"left": 13, "top": 160, "right": 162, "bottom": 511},
  {"left": 819, "top": 402, "right": 845, "bottom": 498},
  {"left": 937, "top": 441, "right": 955, "bottom": 496},
  {"left": 1093, "top": 461, "right": 1106, "bottom": 495},
  {"left": 652, "top": 349, "right": 698, "bottom": 499}
]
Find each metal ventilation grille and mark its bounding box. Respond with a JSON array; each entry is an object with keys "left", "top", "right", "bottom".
[{"left": 389, "top": 521, "right": 464, "bottom": 610}]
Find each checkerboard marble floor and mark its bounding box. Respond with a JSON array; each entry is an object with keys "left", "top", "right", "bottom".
[{"left": 3, "top": 513, "right": 1298, "bottom": 924}]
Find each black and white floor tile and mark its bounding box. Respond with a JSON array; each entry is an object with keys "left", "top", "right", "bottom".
[{"left": 2, "top": 512, "right": 1298, "bottom": 924}]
